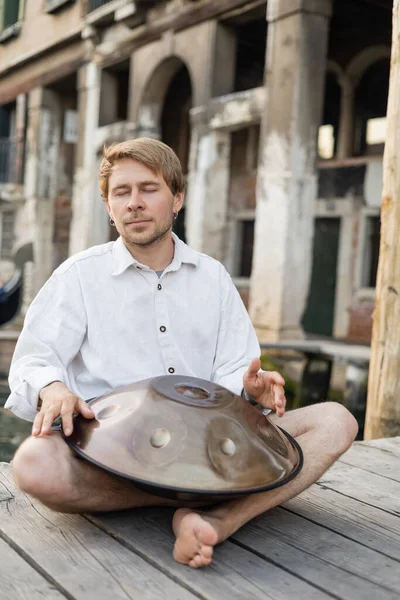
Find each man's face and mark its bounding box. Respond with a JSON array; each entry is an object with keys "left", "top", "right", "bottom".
[{"left": 106, "top": 158, "right": 184, "bottom": 249}]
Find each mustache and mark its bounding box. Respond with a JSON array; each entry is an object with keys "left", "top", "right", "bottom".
[{"left": 123, "top": 216, "right": 152, "bottom": 224}]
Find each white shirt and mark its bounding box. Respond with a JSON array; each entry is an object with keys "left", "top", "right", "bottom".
[{"left": 6, "top": 234, "right": 260, "bottom": 421}]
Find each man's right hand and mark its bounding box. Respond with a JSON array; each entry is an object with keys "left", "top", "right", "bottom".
[{"left": 33, "top": 381, "right": 95, "bottom": 437}]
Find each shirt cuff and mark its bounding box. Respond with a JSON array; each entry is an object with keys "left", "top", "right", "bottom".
[
  {"left": 24, "top": 366, "right": 66, "bottom": 399},
  {"left": 5, "top": 367, "right": 66, "bottom": 421}
]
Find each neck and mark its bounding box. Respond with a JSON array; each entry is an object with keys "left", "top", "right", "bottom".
[{"left": 123, "top": 231, "right": 175, "bottom": 271}]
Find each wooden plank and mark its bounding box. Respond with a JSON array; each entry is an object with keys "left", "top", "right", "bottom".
[
  {"left": 0, "top": 464, "right": 198, "bottom": 600},
  {"left": 361, "top": 437, "right": 400, "bottom": 456},
  {"left": 88, "top": 507, "right": 333, "bottom": 600},
  {"left": 231, "top": 507, "right": 400, "bottom": 600},
  {"left": 0, "top": 536, "right": 67, "bottom": 600},
  {"left": 338, "top": 442, "right": 400, "bottom": 482},
  {"left": 318, "top": 460, "right": 400, "bottom": 514},
  {"left": 283, "top": 484, "right": 400, "bottom": 561}
]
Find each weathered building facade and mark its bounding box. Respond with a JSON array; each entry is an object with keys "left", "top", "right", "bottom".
[{"left": 0, "top": 0, "right": 392, "bottom": 371}]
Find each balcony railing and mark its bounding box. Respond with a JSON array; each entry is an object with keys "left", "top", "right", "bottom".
[{"left": 0, "top": 138, "right": 24, "bottom": 185}]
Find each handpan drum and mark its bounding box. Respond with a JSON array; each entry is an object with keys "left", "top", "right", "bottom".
[{"left": 64, "top": 375, "right": 303, "bottom": 502}]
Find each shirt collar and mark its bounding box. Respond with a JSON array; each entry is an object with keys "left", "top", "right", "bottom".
[{"left": 111, "top": 233, "right": 199, "bottom": 276}]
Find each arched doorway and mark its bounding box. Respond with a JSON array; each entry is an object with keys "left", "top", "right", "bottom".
[{"left": 161, "top": 64, "right": 192, "bottom": 242}]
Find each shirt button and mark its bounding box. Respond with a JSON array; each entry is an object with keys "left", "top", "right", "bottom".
[
  {"left": 160, "top": 326, "right": 166, "bottom": 332},
  {"left": 157, "top": 284, "right": 162, "bottom": 290},
  {"left": 168, "top": 367, "right": 175, "bottom": 374}
]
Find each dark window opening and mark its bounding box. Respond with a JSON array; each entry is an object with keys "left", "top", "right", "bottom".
[
  {"left": 0, "top": 101, "right": 24, "bottom": 185},
  {"left": 87, "top": 0, "right": 113, "bottom": 12},
  {"left": 161, "top": 65, "right": 192, "bottom": 243},
  {"left": 233, "top": 17, "right": 267, "bottom": 92},
  {"left": 239, "top": 220, "right": 255, "bottom": 278},
  {"left": 2, "top": 0, "right": 20, "bottom": 30},
  {"left": 362, "top": 216, "right": 380, "bottom": 288},
  {"left": 99, "top": 61, "right": 130, "bottom": 126}
]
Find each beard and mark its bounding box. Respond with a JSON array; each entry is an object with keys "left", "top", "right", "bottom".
[{"left": 121, "top": 214, "right": 174, "bottom": 248}]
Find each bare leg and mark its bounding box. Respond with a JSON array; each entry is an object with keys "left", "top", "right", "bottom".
[
  {"left": 12, "top": 432, "right": 193, "bottom": 512},
  {"left": 173, "top": 402, "right": 358, "bottom": 568}
]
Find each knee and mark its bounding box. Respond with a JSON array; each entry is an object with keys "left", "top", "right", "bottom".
[
  {"left": 321, "top": 401, "right": 358, "bottom": 453},
  {"left": 12, "top": 436, "right": 68, "bottom": 506}
]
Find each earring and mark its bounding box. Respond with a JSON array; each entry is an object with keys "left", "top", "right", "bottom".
[
  {"left": 109, "top": 217, "right": 115, "bottom": 226},
  {"left": 173, "top": 212, "right": 178, "bottom": 221}
]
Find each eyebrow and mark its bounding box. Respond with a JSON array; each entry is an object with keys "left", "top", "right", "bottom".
[
  {"left": 139, "top": 180, "right": 160, "bottom": 187},
  {"left": 111, "top": 184, "right": 130, "bottom": 193}
]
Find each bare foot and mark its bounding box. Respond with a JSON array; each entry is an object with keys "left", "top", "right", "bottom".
[{"left": 172, "top": 508, "right": 220, "bottom": 568}]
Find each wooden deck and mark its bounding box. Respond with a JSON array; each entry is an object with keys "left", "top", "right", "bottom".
[{"left": 1, "top": 437, "right": 399, "bottom": 600}]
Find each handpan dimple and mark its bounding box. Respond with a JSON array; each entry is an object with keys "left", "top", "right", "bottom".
[
  {"left": 150, "top": 428, "right": 171, "bottom": 448},
  {"left": 96, "top": 404, "right": 120, "bottom": 420},
  {"left": 220, "top": 438, "right": 236, "bottom": 456},
  {"left": 207, "top": 417, "right": 250, "bottom": 480}
]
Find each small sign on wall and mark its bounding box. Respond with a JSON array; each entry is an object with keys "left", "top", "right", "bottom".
[{"left": 64, "top": 110, "right": 78, "bottom": 144}]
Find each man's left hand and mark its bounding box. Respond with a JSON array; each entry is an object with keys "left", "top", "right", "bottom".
[{"left": 243, "top": 358, "right": 286, "bottom": 417}]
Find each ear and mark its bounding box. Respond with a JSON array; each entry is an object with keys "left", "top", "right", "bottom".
[{"left": 173, "top": 190, "right": 185, "bottom": 213}]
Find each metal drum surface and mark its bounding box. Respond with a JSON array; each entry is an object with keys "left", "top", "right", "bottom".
[{"left": 64, "top": 376, "right": 303, "bottom": 501}]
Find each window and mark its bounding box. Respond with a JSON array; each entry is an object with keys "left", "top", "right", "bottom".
[
  {"left": 238, "top": 219, "right": 255, "bottom": 278},
  {"left": 366, "top": 116, "right": 386, "bottom": 153},
  {"left": 0, "top": 209, "right": 15, "bottom": 260},
  {"left": 318, "top": 124, "right": 335, "bottom": 160},
  {"left": 361, "top": 216, "right": 380, "bottom": 288},
  {"left": 354, "top": 59, "right": 390, "bottom": 156},
  {"left": 87, "top": 0, "right": 114, "bottom": 13},
  {"left": 0, "top": 0, "right": 24, "bottom": 41}
]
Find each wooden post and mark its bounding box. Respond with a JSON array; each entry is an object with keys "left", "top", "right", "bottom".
[{"left": 364, "top": 0, "right": 400, "bottom": 439}]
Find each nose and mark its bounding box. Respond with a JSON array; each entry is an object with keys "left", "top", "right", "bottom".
[{"left": 127, "top": 189, "right": 145, "bottom": 211}]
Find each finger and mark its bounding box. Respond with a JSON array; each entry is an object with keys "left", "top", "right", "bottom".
[
  {"left": 32, "top": 412, "right": 44, "bottom": 436},
  {"left": 61, "top": 406, "right": 74, "bottom": 437},
  {"left": 268, "top": 371, "right": 285, "bottom": 386},
  {"left": 40, "top": 408, "right": 60, "bottom": 436},
  {"left": 274, "top": 388, "right": 286, "bottom": 416},
  {"left": 245, "top": 358, "right": 261, "bottom": 380},
  {"left": 77, "top": 399, "right": 95, "bottom": 420}
]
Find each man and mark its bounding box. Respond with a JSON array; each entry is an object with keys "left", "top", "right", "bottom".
[{"left": 7, "top": 138, "right": 358, "bottom": 569}]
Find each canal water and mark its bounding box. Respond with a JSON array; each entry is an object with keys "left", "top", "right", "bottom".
[{"left": 0, "top": 385, "right": 31, "bottom": 462}]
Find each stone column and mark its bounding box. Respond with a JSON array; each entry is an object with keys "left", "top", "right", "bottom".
[
  {"left": 24, "top": 87, "right": 61, "bottom": 291},
  {"left": 249, "top": 0, "right": 332, "bottom": 342},
  {"left": 185, "top": 115, "right": 231, "bottom": 261},
  {"left": 69, "top": 62, "right": 102, "bottom": 255},
  {"left": 184, "top": 23, "right": 236, "bottom": 259},
  {"left": 336, "top": 75, "right": 355, "bottom": 159}
]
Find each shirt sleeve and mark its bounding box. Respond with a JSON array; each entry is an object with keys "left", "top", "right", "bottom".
[
  {"left": 5, "top": 266, "right": 87, "bottom": 421},
  {"left": 211, "top": 266, "right": 260, "bottom": 395}
]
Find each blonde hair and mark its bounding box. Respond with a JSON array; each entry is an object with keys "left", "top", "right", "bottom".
[{"left": 99, "top": 138, "right": 185, "bottom": 200}]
